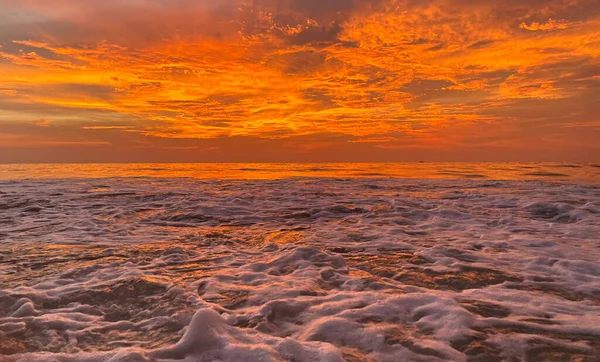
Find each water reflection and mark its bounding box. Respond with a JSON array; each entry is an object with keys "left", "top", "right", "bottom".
[{"left": 0, "top": 163, "right": 598, "bottom": 182}]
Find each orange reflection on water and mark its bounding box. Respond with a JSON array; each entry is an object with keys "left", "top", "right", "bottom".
[{"left": 0, "top": 163, "right": 598, "bottom": 182}]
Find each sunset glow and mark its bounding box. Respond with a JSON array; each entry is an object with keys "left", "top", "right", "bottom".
[{"left": 1, "top": 0, "right": 599, "bottom": 162}]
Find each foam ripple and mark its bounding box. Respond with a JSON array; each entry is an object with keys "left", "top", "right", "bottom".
[{"left": 1, "top": 178, "right": 599, "bottom": 361}]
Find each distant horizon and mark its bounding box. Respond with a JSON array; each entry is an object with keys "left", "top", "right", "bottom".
[
  {"left": 1, "top": 162, "right": 598, "bottom": 183},
  {"left": 1, "top": 148, "right": 599, "bottom": 164}
]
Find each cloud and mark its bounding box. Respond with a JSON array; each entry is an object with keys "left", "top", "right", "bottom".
[
  {"left": 519, "top": 18, "right": 580, "bottom": 31},
  {"left": 289, "top": 23, "right": 345, "bottom": 46},
  {"left": 81, "top": 125, "right": 135, "bottom": 130},
  {"left": 33, "top": 119, "right": 52, "bottom": 127},
  {"left": 0, "top": 0, "right": 599, "bottom": 161}
]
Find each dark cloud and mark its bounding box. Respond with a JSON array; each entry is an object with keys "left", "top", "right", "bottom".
[
  {"left": 401, "top": 79, "right": 456, "bottom": 94},
  {"left": 287, "top": 0, "right": 386, "bottom": 19},
  {"left": 265, "top": 50, "right": 329, "bottom": 74},
  {"left": 468, "top": 40, "right": 496, "bottom": 49},
  {"left": 289, "top": 23, "right": 343, "bottom": 46}
]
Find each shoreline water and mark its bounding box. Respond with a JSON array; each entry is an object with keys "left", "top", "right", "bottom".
[{"left": 1, "top": 170, "right": 599, "bottom": 361}]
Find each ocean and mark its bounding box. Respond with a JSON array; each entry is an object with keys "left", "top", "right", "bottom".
[{"left": 1, "top": 163, "right": 599, "bottom": 361}]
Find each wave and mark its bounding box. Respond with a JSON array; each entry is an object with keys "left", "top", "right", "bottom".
[{"left": 1, "top": 178, "right": 599, "bottom": 361}]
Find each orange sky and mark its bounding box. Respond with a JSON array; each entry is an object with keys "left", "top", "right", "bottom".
[{"left": 0, "top": 0, "right": 599, "bottom": 162}]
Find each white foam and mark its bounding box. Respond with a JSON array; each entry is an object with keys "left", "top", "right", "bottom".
[{"left": 1, "top": 177, "right": 599, "bottom": 361}]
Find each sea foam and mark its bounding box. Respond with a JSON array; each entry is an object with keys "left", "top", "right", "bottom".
[{"left": 1, "top": 177, "right": 599, "bottom": 361}]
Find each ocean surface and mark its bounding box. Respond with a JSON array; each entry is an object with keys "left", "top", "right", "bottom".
[
  {"left": 1, "top": 162, "right": 599, "bottom": 182},
  {"left": 1, "top": 163, "right": 599, "bottom": 361}
]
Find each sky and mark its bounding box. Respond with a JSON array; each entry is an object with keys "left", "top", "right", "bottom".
[{"left": 0, "top": 0, "right": 599, "bottom": 163}]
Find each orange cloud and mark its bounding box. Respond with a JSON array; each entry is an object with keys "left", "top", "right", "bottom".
[
  {"left": 519, "top": 19, "right": 580, "bottom": 31},
  {"left": 33, "top": 119, "right": 52, "bottom": 127},
  {"left": 0, "top": 0, "right": 599, "bottom": 162}
]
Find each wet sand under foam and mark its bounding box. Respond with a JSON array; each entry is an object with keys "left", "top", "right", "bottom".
[{"left": 1, "top": 177, "right": 600, "bottom": 361}]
